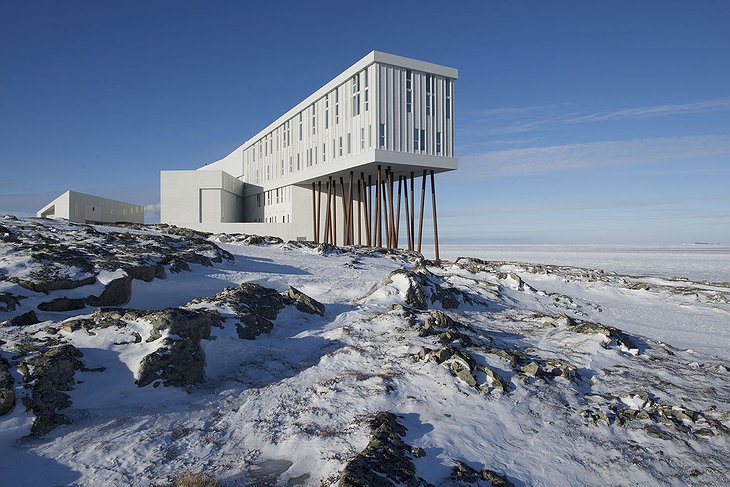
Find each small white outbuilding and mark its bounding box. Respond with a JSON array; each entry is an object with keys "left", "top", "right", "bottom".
[{"left": 37, "top": 190, "right": 144, "bottom": 224}]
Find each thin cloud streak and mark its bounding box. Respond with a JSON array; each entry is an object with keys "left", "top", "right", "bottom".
[
  {"left": 459, "top": 98, "right": 730, "bottom": 137},
  {"left": 460, "top": 135, "right": 730, "bottom": 177}
]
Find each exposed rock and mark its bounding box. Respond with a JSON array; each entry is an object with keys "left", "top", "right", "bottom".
[
  {"left": 0, "top": 357, "right": 15, "bottom": 416},
  {"left": 570, "top": 320, "right": 639, "bottom": 354},
  {"left": 385, "top": 269, "right": 427, "bottom": 310},
  {"left": 339, "top": 412, "right": 424, "bottom": 487},
  {"left": 124, "top": 264, "right": 166, "bottom": 282},
  {"left": 287, "top": 286, "right": 326, "bottom": 316},
  {"left": 86, "top": 275, "right": 132, "bottom": 307},
  {"left": 16, "top": 275, "right": 97, "bottom": 294},
  {"left": 136, "top": 308, "right": 219, "bottom": 388},
  {"left": 38, "top": 297, "right": 87, "bottom": 312},
  {"left": 0, "top": 292, "right": 22, "bottom": 312},
  {"left": 188, "top": 282, "right": 285, "bottom": 339},
  {"left": 4, "top": 310, "right": 39, "bottom": 327},
  {"left": 21, "top": 344, "right": 84, "bottom": 436},
  {"left": 450, "top": 460, "right": 513, "bottom": 487}
]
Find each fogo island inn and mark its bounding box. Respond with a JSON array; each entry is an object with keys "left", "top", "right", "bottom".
[{"left": 161, "top": 51, "right": 457, "bottom": 259}]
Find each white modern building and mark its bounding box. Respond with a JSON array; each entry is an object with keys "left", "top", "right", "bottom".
[
  {"left": 161, "top": 51, "right": 457, "bottom": 258},
  {"left": 37, "top": 190, "right": 144, "bottom": 224}
]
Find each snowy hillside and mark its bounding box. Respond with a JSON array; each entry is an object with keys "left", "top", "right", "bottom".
[{"left": 1, "top": 216, "right": 728, "bottom": 486}]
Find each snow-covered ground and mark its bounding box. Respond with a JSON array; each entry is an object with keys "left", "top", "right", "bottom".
[
  {"left": 423, "top": 244, "right": 730, "bottom": 283},
  {"left": 1, "top": 218, "right": 728, "bottom": 486}
]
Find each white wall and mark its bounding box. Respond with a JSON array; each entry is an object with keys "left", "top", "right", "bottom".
[{"left": 37, "top": 190, "right": 144, "bottom": 224}]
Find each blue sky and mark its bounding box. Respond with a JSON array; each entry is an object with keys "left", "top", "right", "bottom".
[{"left": 1, "top": 1, "right": 729, "bottom": 244}]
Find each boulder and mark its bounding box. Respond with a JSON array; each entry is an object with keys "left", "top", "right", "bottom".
[
  {"left": 16, "top": 275, "right": 97, "bottom": 293},
  {"left": 38, "top": 297, "right": 87, "bottom": 312},
  {"left": 4, "top": 310, "right": 39, "bottom": 327},
  {"left": 287, "top": 286, "right": 326, "bottom": 316},
  {"left": 235, "top": 313, "right": 274, "bottom": 340},
  {"left": 450, "top": 460, "right": 513, "bottom": 487},
  {"left": 339, "top": 412, "right": 421, "bottom": 487},
  {"left": 0, "top": 358, "right": 15, "bottom": 416},
  {"left": 21, "top": 344, "right": 84, "bottom": 436},
  {"left": 0, "top": 292, "right": 22, "bottom": 312},
  {"left": 124, "top": 264, "right": 166, "bottom": 282},
  {"left": 385, "top": 269, "right": 427, "bottom": 310},
  {"left": 86, "top": 275, "right": 132, "bottom": 307}
]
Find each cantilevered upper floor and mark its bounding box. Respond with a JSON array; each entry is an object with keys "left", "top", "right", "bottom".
[{"left": 199, "top": 50, "right": 458, "bottom": 191}]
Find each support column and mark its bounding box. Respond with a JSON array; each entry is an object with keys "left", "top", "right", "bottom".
[
  {"left": 357, "top": 175, "right": 362, "bottom": 246},
  {"left": 368, "top": 175, "right": 373, "bottom": 246},
  {"left": 395, "top": 175, "right": 402, "bottom": 249},
  {"left": 348, "top": 171, "right": 354, "bottom": 246},
  {"left": 430, "top": 170, "right": 440, "bottom": 263},
  {"left": 339, "top": 177, "right": 347, "bottom": 245},
  {"left": 362, "top": 172, "right": 371, "bottom": 246},
  {"left": 410, "top": 172, "right": 415, "bottom": 248},
  {"left": 387, "top": 168, "right": 396, "bottom": 249},
  {"left": 332, "top": 178, "right": 337, "bottom": 247},
  {"left": 311, "top": 182, "right": 317, "bottom": 243},
  {"left": 324, "top": 177, "right": 332, "bottom": 245},
  {"left": 417, "top": 169, "right": 426, "bottom": 253},
  {"left": 317, "top": 181, "right": 322, "bottom": 244},
  {"left": 382, "top": 177, "right": 389, "bottom": 248},
  {"left": 403, "top": 175, "right": 412, "bottom": 250},
  {"left": 376, "top": 166, "right": 382, "bottom": 247}
]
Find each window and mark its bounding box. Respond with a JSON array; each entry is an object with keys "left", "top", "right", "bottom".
[
  {"left": 420, "top": 129, "right": 425, "bottom": 151},
  {"left": 352, "top": 74, "right": 360, "bottom": 116},
  {"left": 361, "top": 128, "right": 365, "bottom": 149},
  {"left": 322, "top": 142, "right": 326, "bottom": 162},
  {"left": 335, "top": 88, "right": 339, "bottom": 124},
  {"left": 426, "top": 75, "right": 433, "bottom": 116},
  {"left": 281, "top": 159, "right": 284, "bottom": 176},
  {"left": 297, "top": 153, "right": 300, "bottom": 170},
  {"left": 289, "top": 156, "right": 293, "bottom": 173},
  {"left": 299, "top": 113, "right": 303, "bottom": 141},
  {"left": 446, "top": 81, "right": 451, "bottom": 119},
  {"left": 369, "top": 125, "right": 372, "bottom": 148},
  {"left": 436, "top": 132, "right": 442, "bottom": 154},
  {"left": 379, "top": 123, "right": 385, "bottom": 148},
  {"left": 364, "top": 69, "right": 369, "bottom": 111},
  {"left": 406, "top": 70, "right": 412, "bottom": 113},
  {"left": 312, "top": 104, "right": 316, "bottom": 134},
  {"left": 414, "top": 129, "right": 420, "bottom": 152},
  {"left": 325, "top": 96, "right": 329, "bottom": 129},
  {"left": 339, "top": 136, "right": 343, "bottom": 156},
  {"left": 347, "top": 133, "right": 351, "bottom": 154}
]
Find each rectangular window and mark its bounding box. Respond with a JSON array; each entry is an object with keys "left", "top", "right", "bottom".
[
  {"left": 297, "top": 153, "right": 300, "bottom": 170},
  {"left": 361, "top": 128, "right": 365, "bottom": 149},
  {"left": 364, "top": 69, "right": 369, "bottom": 111},
  {"left": 312, "top": 104, "right": 316, "bottom": 134},
  {"left": 406, "top": 70, "right": 412, "bottom": 113},
  {"left": 339, "top": 136, "right": 343, "bottom": 156},
  {"left": 281, "top": 159, "right": 284, "bottom": 176},
  {"left": 436, "top": 132, "right": 442, "bottom": 154},
  {"left": 289, "top": 156, "right": 293, "bottom": 173},
  {"left": 352, "top": 74, "right": 360, "bottom": 116},
  {"left": 446, "top": 80, "right": 451, "bottom": 119},
  {"left": 426, "top": 75, "right": 432, "bottom": 116},
  {"left": 347, "top": 133, "right": 351, "bottom": 154},
  {"left": 379, "top": 123, "right": 385, "bottom": 148},
  {"left": 299, "top": 113, "right": 303, "bottom": 141},
  {"left": 325, "top": 96, "right": 329, "bottom": 129},
  {"left": 335, "top": 88, "right": 340, "bottom": 124},
  {"left": 322, "top": 142, "right": 326, "bottom": 162},
  {"left": 420, "top": 129, "right": 425, "bottom": 151},
  {"left": 369, "top": 124, "right": 372, "bottom": 148},
  {"left": 414, "top": 129, "right": 419, "bottom": 152}
]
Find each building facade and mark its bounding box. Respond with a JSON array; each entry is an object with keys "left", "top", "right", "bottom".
[
  {"left": 37, "top": 190, "right": 144, "bottom": 224},
  {"left": 161, "top": 51, "right": 457, "bottom": 258}
]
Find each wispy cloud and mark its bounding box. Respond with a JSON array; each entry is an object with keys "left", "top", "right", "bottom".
[
  {"left": 568, "top": 98, "right": 730, "bottom": 123},
  {"left": 460, "top": 135, "right": 730, "bottom": 177},
  {"left": 459, "top": 98, "right": 730, "bottom": 137}
]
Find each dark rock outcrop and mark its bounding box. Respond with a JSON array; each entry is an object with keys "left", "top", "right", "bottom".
[
  {"left": 0, "top": 357, "right": 15, "bottom": 416},
  {"left": 188, "top": 282, "right": 285, "bottom": 340},
  {"left": 20, "top": 344, "right": 84, "bottom": 436},
  {"left": 4, "top": 310, "right": 39, "bottom": 327},
  {"left": 38, "top": 297, "right": 87, "bottom": 312},
  {"left": 287, "top": 286, "right": 326, "bottom": 316},
  {"left": 450, "top": 460, "right": 513, "bottom": 487},
  {"left": 339, "top": 412, "right": 424, "bottom": 487},
  {"left": 86, "top": 275, "right": 132, "bottom": 307},
  {"left": 0, "top": 292, "right": 22, "bottom": 312},
  {"left": 136, "top": 308, "right": 219, "bottom": 387}
]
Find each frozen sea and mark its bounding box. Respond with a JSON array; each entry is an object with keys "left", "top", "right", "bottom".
[{"left": 423, "top": 244, "right": 730, "bottom": 283}]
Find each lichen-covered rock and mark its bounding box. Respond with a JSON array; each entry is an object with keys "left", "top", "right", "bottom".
[
  {"left": 21, "top": 344, "right": 84, "bottom": 436},
  {"left": 450, "top": 460, "right": 513, "bottom": 487},
  {"left": 287, "top": 286, "right": 325, "bottom": 316},
  {"left": 86, "top": 274, "right": 132, "bottom": 307},
  {"left": 136, "top": 308, "right": 219, "bottom": 388},
  {"left": 188, "top": 282, "right": 285, "bottom": 339},
  {"left": 339, "top": 412, "right": 423, "bottom": 487},
  {"left": 385, "top": 269, "right": 427, "bottom": 310},
  {"left": 38, "top": 297, "right": 87, "bottom": 312},
  {"left": 4, "top": 310, "right": 39, "bottom": 327},
  {"left": 0, "top": 357, "right": 15, "bottom": 416},
  {"left": 0, "top": 292, "right": 22, "bottom": 312}
]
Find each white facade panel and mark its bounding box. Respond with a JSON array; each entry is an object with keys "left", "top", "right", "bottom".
[{"left": 37, "top": 191, "right": 144, "bottom": 224}]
